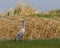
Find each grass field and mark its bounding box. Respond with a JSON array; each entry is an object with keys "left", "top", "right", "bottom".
[{"left": 0, "top": 39, "right": 60, "bottom": 48}]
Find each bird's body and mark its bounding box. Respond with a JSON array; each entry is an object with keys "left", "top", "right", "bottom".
[{"left": 15, "top": 19, "right": 25, "bottom": 41}]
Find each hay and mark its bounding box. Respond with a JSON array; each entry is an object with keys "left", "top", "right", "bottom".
[
  {"left": 0, "top": 17, "right": 60, "bottom": 40},
  {"left": 23, "top": 17, "right": 60, "bottom": 40}
]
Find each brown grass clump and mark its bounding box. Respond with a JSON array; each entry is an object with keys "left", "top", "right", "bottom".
[
  {"left": 23, "top": 17, "right": 60, "bottom": 40},
  {"left": 0, "top": 17, "right": 60, "bottom": 40},
  {"left": 0, "top": 18, "right": 22, "bottom": 40}
]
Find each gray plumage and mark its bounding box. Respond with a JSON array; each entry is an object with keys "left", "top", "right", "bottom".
[
  {"left": 15, "top": 19, "right": 25, "bottom": 41},
  {"left": 15, "top": 31, "right": 24, "bottom": 41}
]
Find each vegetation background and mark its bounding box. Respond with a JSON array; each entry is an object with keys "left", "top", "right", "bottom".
[{"left": 0, "top": 2, "right": 60, "bottom": 48}]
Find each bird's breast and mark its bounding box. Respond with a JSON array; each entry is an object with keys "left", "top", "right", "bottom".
[{"left": 21, "top": 28, "right": 25, "bottom": 33}]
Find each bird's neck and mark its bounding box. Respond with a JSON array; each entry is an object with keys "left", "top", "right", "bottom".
[
  {"left": 21, "top": 21, "right": 25, "bottom": 33},
  {"left": 22, "top": 21, "right": 25, "bottom": 28}
]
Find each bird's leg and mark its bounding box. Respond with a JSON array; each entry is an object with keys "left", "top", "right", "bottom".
[{"left": 14, "top": 34, "right": 20, "bottom": 41}]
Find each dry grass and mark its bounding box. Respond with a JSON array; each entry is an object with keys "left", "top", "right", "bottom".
[
  {"left": 0, "top": 16, "right": 60, "bottom": 40},
  {"left": 23, "top": 17, "right": 60, "bottom": 40}
]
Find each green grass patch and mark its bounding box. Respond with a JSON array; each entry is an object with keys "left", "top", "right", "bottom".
[{"left": 0, "top": 39, "right": 60, "bottom": 48}]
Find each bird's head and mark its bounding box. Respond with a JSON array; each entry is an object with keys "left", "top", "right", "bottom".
[{"left": 21, "top": 19, "right": 25, "bottom": 22}]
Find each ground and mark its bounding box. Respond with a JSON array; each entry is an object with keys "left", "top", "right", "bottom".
[{"left": 0, "top": 39, "right": 60, "bottom": 48}]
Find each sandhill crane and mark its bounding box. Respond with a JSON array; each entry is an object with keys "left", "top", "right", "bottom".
[{"left": 15, "top": 19, "right": 25, "bottom": 41}]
